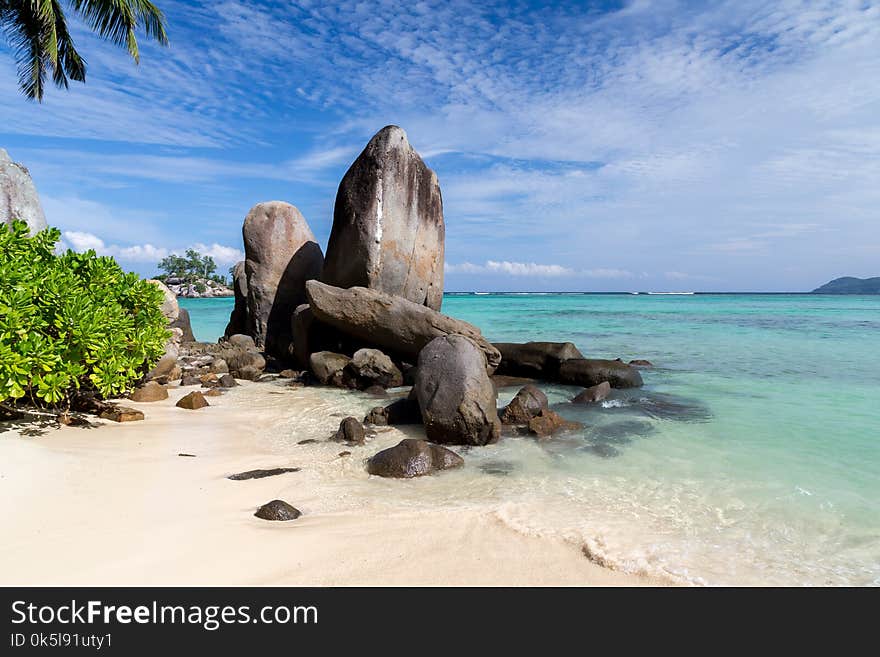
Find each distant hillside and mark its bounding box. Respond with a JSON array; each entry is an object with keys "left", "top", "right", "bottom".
[{"left": 812, "top": 277, "right": 880, "bottom": 294}]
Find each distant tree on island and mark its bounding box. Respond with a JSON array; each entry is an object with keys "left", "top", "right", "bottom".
[
  {"left": 157, "top": 249, "right": 227, "bottom": 286},
  {"left": 0, "top": 0, "right": 168, "bottom": 101}
]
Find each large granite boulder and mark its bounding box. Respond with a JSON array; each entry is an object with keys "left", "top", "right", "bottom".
[
  {"left": 499, "top": 384, "right": 549, "bottom": 425},
  {"left": 224, "top": 261, "right": 248, "bottom": 337},
  {"left": 494, "top": 342, "right": 583, "bottom": 378},
  {"left": 322, "top": 126, "right": 445, "bottom": 310},
  {"left": 557, "top": 359, "right": 643, "bottom": 389},
  {"left": 366, "top": 439, "right": 463, "bottom": 478},
  {"left": 1, "top": 149, "right": 47, "bottom": 235},
  {"left": 306, "top": 280, "right": 500, "bottom": 373},
  {"left": 415, "top": 335, "right": 501, "bottom": 446},
  {"left": 229, "top": 202, "right": 324, "bottom": 361}
]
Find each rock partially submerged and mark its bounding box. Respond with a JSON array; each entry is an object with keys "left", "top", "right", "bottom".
[
  {"left": 527, "top": 409, "right": 581, "bottom": 438},
  {"left": 363, "top": 398, "right": 422, "bottom": 426},
  {"left": 306, "top": 280, "right": 500, "bottom": 372},
  {"left": 366, "top": 439, "right": 463, "bottom": 478},
  {"left": 415, "top": 335, "right": 500, "bottom": 446},
  {"left": 322, "top": 126, "right": 445, "bottom": 310},
  {"left": 494, "top": 342, "right": 584, "bottom": 378},
  {"left": 557, "top": 359, "right": 643, "bottom": 389},
  {"left": 572, "top": 381, "right": 611, "bottom": 404},
  {"left": 254, "top": 500, "right": 301, "bottom": 521},
  {"left": 334, "top": 417, "right": 366, "bottom": 445},
  {"left": 499, "top": 384, "right": 549, "bottom": 425}
]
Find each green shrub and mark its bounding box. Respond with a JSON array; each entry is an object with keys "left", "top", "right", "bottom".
[
  {"left": 194, "top": 282, "right": 207, "bottom": 294},
  {"left": 0, "top": 221, "right": 170, "bottom": 408}
]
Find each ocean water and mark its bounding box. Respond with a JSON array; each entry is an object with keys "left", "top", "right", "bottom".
[{"left": 180, "top": 294, "right": 880, "bottom": 585}]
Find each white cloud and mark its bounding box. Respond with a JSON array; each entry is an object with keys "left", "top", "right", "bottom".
[
  {"left": 445, "top": 261, "right": 634, "bottom": 278},
  {"left": 60, "top": 231, "right": 243, "bottom": 267}
]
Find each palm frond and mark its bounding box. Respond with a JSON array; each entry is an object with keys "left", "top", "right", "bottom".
[{"left": 69, "top": 0, "right": 168, "bottom": 64}]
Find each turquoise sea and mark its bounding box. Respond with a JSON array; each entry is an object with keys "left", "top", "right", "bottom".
[{"left": 180, "top": 294, "right": 880, "bottom": 585}]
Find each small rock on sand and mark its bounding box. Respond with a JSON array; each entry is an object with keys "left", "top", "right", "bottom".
[
  {"left": 176, "top": 391, "right": 209, "bottom": 410},
  {"left": 254, "top": 500, "right": 302, "bottom": 521}
]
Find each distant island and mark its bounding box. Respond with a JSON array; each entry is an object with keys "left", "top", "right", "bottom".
[{"left": 812, "top": 277, "right": 880, "bottom": 294}]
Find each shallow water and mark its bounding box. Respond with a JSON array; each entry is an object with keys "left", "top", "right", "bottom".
[{"left": 181, "top": 294, "right": 880, "bottom": 585}]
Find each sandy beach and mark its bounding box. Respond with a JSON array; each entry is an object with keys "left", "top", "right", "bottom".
[{"left": 0, "top": 381, "right": 659, "bottom": 586}]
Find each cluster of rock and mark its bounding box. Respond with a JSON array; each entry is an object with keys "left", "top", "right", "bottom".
[
  {"left": 198, "top": 125, "right": 650, "bottom": 479},
  {"left": 87, "top": 125, "right": 649, "bottom": 488},
  {"left": 163, "top": 277, "right": 233, "bottom": 298}
]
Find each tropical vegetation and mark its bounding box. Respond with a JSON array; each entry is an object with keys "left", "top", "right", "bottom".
[{"left": 0, "top": 220, "right": 169, "bottom": 409}]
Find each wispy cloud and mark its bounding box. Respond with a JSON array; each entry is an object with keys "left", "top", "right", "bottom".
[{"left": 1, "top": 0, "right": 878, "bottom": 290}]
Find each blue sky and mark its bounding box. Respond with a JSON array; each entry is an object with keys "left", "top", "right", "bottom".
[{"left": 1, "top": 0, "right": 878, "bottom": 291}]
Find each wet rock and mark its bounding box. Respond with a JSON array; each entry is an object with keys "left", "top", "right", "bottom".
[
  {"left": 322, "top": 126, "right": 445, "bottom": 310},
  {"left": 527, "top": 409, "right": 581, "bottom": 438},
  {"left": 499, "top": 384, "right": 549, "bottom": 425},
  {"left": 629, "top": 359, "right": 654, "bottom": 367},
  {"left": 100, "top": 406, "right": 144, "bottom": 422},
  {"left": 479, "top": 460, "right": 517, "bottom": 476},
  {"left": 254, "top": 500, "right": 302, "bottom": 521},
  {"left": 176, "top": 391, "right": 209, "bottom": 410},
  {"left": 572, "top": 381, "right": 611, "bottom": 404},
  {"left": 343, "top": 348, "right": 403, "bottom": 390},
  {"left": 306, "top": 280, "right": 500, "bottom": 373},
  {"left": 366, "top": 438, "right": 463, "bottom": 478},
  {"left": 228, "top": 467, "right": 300, "bottom": 481},
  {"left": 334, "top": 416, "right": 366, "bottom": 445},
  {"left": 581, "top": 443, "right": 621, "bottom": 458},
  {"left": 494, "top": 342, "right": 584, "bottom": 378},
  {"left": 363, "top": 385, "right": 388, "bottom": 398},
  {"left": 309, "top": 351, "right": 351, "bottom": 386},
  {"left": 557, "top": 359, "right": 643, "bottom": 389},
  {"left": 363, "top": 398, "right": 423, "bottom": 426},
  {"left": 130, "top": 381, "right": 168, "bottom": 402},
  {"left": 415, "top": 335, "right": 501, "bottom": 446}
]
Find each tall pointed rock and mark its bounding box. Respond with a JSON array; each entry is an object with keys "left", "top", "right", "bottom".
[{"left": 321, "top": 126, "right": 445, "bottom": 310}]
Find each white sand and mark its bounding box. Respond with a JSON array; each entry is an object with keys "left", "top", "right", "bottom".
[{"left": 0, "top": 382, "right": 661, "bottom": 586}]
